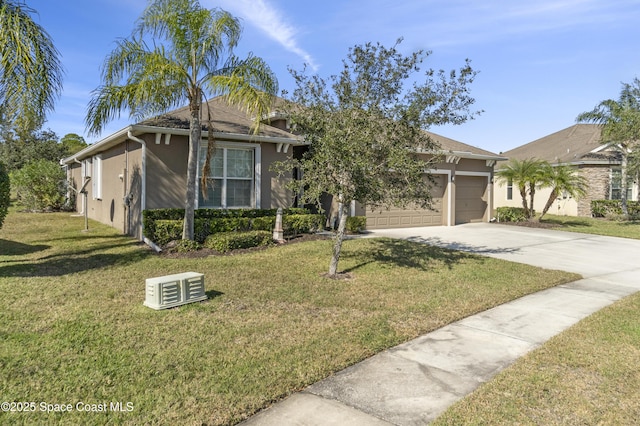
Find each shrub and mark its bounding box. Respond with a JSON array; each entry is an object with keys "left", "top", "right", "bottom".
[
  {"left": 10, "top": 159, "right": 65, "bottom": 211},
  {"left": 346, "top": 216, "right": 367, "bottom": 233},
  {"left": 251, "top": 216, "right": 275, "bottom": 231},
  {"left": 175, "top": 239, "right": 202, "bottom": 253},
  {"left": 204, "top": 230, "right": 273, "bottom": 253},
  {"left": 154, "top": 220, "right": 183, "bottom": 246},
  {"left": 496, "top": 207, "right": 528, "bottom": 222},
  {"left": 0, "top": 162, "right": 9, "bottom": 229},
  {"left": 591, "top": 200, "right": 640, "bottom": 218},
  {"left": 283, "top": 214, "right": 325, "bottom": 235}
]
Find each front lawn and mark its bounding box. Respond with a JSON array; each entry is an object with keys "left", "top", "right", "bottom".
[
  {"left": 540, "top": 214, "right": 640, "bottom": 239},
  {"left": 433, "top": 291, "right": 640, "bottom": 425},
  {"left": 0, "top": 210, "right": 578, "bottom": 425}
]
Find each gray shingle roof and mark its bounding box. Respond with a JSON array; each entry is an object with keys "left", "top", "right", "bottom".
[
  {"left": 140, "top": 96, "right": 298, "bottom": 140},
  {"left": 500, "top": 124, "right": 618, "bottom": 164},
  {"left": 426, "top": 130, "right": 503, "bottom": 158}
]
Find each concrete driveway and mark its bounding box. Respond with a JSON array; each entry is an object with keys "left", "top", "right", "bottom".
[{"left": 241, "top": 223, "right": 640, "bottom": 426}]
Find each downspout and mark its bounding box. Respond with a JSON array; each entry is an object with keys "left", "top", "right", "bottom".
[
  {"left": 126, "top": 131, "right": 157, "bottom": 250},
  {"left": 72, "top": 158, "right": 85, "bottom": 215}
]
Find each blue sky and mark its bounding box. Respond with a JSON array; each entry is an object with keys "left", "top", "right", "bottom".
[{"left": 28, "top": 0, "right": 640, "bottom": 154}]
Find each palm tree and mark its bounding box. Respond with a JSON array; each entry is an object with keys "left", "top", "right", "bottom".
[
  {"left": 85, "top": 0, "right": 278, "bottom": 240},
  {"left": 577, "top": 79, "right": 640, "bottom": 217},
  {"left": 538, "top": 163, "right": 588, "bottom": 221},
  {"left": 0, "top": 0, "right": 63, "bottom": 130},
  {"left": 495, "top": 158, "right": 546, "bottom": 219}
]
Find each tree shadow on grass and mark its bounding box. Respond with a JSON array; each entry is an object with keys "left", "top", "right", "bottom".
[
  {"left": 342, "top": 237, "right": 521, "bottom": 274},
  {"left": 342, "top": 238, "right": 481, "bottom": 273},
  {"left": 0, "top": 239, "right": 50, "bottom": 257},
  {"left": 0, "top": 242, "right": 152, "bottom": 277},
  {"left": 404, "top": 236, "right": 521, "bottom": 256}
]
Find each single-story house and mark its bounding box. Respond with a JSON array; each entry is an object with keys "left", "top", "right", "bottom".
[
  {"left": 61, "top": 97, "right": 307, "bottom": 241},
  {"left": 494, "top": 124, "right": 639, "bottom": 217},
  {"left": 61, "top": 97, "right": 505, "bottom": 239}
]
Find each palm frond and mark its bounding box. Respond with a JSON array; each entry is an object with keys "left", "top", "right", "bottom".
[{"left": 0, "top": 1, "right": 63, "bottom": 129}]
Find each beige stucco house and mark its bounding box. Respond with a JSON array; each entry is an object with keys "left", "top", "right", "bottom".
[
  {"left": 61, "top": 97, "right": 505, "bottom": 239},
  {"left": 494, "top": 124, "right": 639, "bottom": 217},
  {"left": 61, "top": 97, "right": 307, "bottom": 241}
]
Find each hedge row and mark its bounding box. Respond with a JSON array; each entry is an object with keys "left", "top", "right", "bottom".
[
  {"left": 204, "top": 231, "right": 274, "bottom": 253},
  {"left": 591, "top": 200, "right": 640, "bottom": 218},
  {"left": 151, "top": 213, "right": 325, "bottom": 246},
  {"left": 143, "top": 207, "right": 311, "bottom": 243}
]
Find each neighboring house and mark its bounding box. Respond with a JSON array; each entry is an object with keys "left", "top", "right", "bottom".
[
  {"left": 61, "top": 97, "right": 505, "bottom": 239},
  {"left": 494, "top": 124, "right": 639, "bottom": 217},
  {"left": 351, "top": 132, "right": 506, "bottom": 229},
  {"left": 61, "top": 97, "right": 307, "bottom": 241}
]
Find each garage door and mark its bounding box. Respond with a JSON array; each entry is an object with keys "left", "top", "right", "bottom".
[
  {"left": 366, "top": 174, "right": 446, "bottom": 229},
  {"left": 455, "top": 175, "right": 487, "bottom": 224}
]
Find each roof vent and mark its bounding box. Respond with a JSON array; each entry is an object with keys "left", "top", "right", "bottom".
[{"left": 144, "top": 272, "right": 207, "bottom": 310}]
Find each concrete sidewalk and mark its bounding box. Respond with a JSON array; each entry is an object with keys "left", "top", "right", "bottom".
[{"left": 240, "top": 224, "right": 640, "bottom": 425}]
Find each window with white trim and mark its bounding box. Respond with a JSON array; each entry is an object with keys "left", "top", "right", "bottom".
[
  {"left": 506, "top": 178, "right": 513, "bottom": 200},
  {"left": 198, "top": 146, "right": 255, "bottom": 208},
  {"left": 92, "top": 155, "right": 102, "bottom": 200},
  {"left": 610, "top": 168, "right": 633, "bottom": 200}
]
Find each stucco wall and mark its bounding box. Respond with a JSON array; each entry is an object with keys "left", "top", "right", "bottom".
[
  {"left": 259, "top": 142, "right": 295, "bottom": 209},
  {"left": 145, "top": 134, "right": 188, "bottom": 209}
]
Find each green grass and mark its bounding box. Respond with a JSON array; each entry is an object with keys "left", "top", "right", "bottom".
[
  {"left": 0, "top": 209, "right": 578, "bottom": 425},
  {"left": 541, "top": 214, "right": 640, "bottom": 239},
  {"left": 433, "top": 292, "right": 640, "bottom": 425}
]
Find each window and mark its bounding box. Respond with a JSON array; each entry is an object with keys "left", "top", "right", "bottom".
[
  {"left": 92, "top": 155, "right": 102, "bottom": 200},
  {"left": 610, "top": 168, "right": 633, "bottom": 200},
  {"left": 198, "top": 146, "right": 255, "bottom": 208},
  {"left": 506, "top": 178, "right": 513, "bottom": 200}
]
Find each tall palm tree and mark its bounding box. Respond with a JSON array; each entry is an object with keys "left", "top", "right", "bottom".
[
  {"left": 577, "top": 79, "right": 640, "bottom": 217},
  {"left": 538, "top": 163, "right": 588, "bottom": 220},
  {"left": 0, "top": 0, "right": 63, "bottom": 130},
  {"left": 85, "top": 0, "right": 278, "bottom": 240},
  {"left": 495, "top": 158, "right": 546, "bottom": 219}
]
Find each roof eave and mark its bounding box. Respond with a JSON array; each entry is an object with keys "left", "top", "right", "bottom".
[{"left": 60, "top": 124, "right": 307, "bottom": 165}]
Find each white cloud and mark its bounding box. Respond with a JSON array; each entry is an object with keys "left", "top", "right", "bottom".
[{"left": 212, "top": 0, "right": 318, "bottom": 71}]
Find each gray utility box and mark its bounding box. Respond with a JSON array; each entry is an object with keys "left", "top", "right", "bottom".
[{"left": 144, "top": 272, "right": 207, "bottom": 310}]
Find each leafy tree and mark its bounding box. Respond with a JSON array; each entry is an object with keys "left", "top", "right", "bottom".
[
  {"left": 0, "top": 127, "right": 63, "bottom": 171},
  {"left": 276, "top": 39, "right": 480, "bottom": 277},
  {"left": 85, "top": 0, "right": 277, "bottom": 240},
  {"left": 0, "top": 161, "right": 9, "bottom": 228},
  {"left": 538, "top": 163, "right": 588, "bottom": 220},
  {"left": 577, "top": 79, "right": 640, "bottom": 217},
  {"left": 0, "top": 1, "right": 63, "bottom": 130},
  {"left": 10, "top": 158, "right": 65, "bottom": 211},
  {"left": 60, "top": 133, "right": 87, "bottom": 155},
  {"left": 495, "top": 158, "right": 546, "bottom": 220}
]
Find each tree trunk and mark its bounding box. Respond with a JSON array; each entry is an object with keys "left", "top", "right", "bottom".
[
  {"left": 539, "top": 189, "right": 558, "bottom": 221},
  {"left": 528, "top": 183, "right": 536, "bottom": 220},
  {"left": 621, "top": 151, "right": 629, "bottom": 217},
  {"left": 519, "top": 185, "right": 529, "bottom": 218},
  {"left": 328, "top": 201, "right": 349, "bottom": 277},
  {"left": 183, "top": 94, "right": 202, "bottom": 240}
]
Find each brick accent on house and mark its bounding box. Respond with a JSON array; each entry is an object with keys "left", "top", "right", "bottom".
[{"left": 578, "top": 166, "right": 610, "bottom": 216}]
